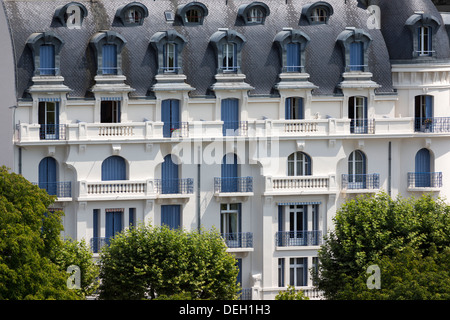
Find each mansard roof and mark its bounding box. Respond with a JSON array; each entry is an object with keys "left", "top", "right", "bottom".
[{"left": 1, "top": 0, "right": 448, "bottom": 99}]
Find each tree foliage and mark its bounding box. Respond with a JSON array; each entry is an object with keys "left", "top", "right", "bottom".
[
  {"left": 315, "top": 192, "right": 450, "bottom": 300},
  {"left": 98, "top": 224, "right": 240, "bottom": 300},
  {"left": 0, "top": 166, "right": 78, "bottom": 299},
  {"left": 275, "top": 285, "right": 309, "bottom": 300}
]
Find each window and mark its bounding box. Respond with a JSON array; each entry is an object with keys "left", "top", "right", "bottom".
[
  {"left": 222, "top": 43, "right": 237, "bottom": 72},
  {"left": 237, "top": 2, "right": 270, "bottom": 25},
  {"left": 90, "top": 31, "right": 126, "bottom": 75},
  {"left": 39, "top": 157, "right": 57, "bottom": 196},
  {"left": 105, "top": 208, "right": 123, "bottom": 245},
  {"left": 302, "top": 2, "right": 334, "bottom": 25},
  {"left": 221, "top": 203, "right": 241, "bottom": 246},
  {"left": 415, "top": 148, "right": 432, "bottom": 187},
  {"left": 210, "top": 29, "right": 246, "bottom": 74},
  {"left": 221, "top": 99, "right": 239, "bottom": 136},
  {"left": 285, "top": 97, "right": 303, "bottom": 120},
  {"left": 274, "top": 29, "right": 310, "bottom": 73},
  {"left": 101, "top": 101, "right": 121, "bottom": 123},
  {"left": 102, "top": 156, "right": 126, "bottom": 181},
  {"left": 288, "top": 152, "right": 311, "bottom": 176},
  {"left": 176, "top": 2, "right": 208, "bottom": 26},
  {"left": 39, "top": 101, "right": 59, "bottom": 140},
  {"left": 129, "top": 208, "right": 136, "bottom": 228},
  {"left": 290, "top": 258, "right": 307, "bottom": 287},
  {"left": 162, "top": 99, "right": 180, "bottom": 138},
  {"left": 54, "top": 2, "right": 88, "bottom": 29},
  {"left": 161, "top": 205, "right": 181, "bottom": 229},
  {"left": 92, "top": 209, "right": 100, "bottom": 252},
  {"left": 115, "top": 2, "right": 148, "bottom": 26},
  {"left": 221, "top": 153, "right": 238, "bottom": 192},
  {"left": 161, "top": 154, "right": 180, "bottom": 194},
  {"left": 406, "top": 13, "right": 440, "bottom": 58},
  {"left": 415, "top": 95, "right": 434, "bottom": 132},
  {"left": 278, "top": 258, "right": 285, "bottom": 287},
  {"left": 337, "top": 28, "right": 372, "bottom": 73},
  {"left": 348, "top": 150, "right": 366, "bottom": 188},
  {"left": 349, "top": 96, "right": 367, "bottom": 133},
  {"left": 150, "top": 30, "right": 187, "bottom": 74},
  {"left": 26, "top": 32, "right": 64, "bottom": 77}
]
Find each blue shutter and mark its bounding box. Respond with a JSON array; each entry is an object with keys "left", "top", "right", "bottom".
[
  {"left": 221, "top": 99, "right": 239, "bottom": 136},
  {"left": 101, "top": 156, "right": 126, "bottom": 181},
  {"left": 285, "top": 98, "right": 291, "bottom": 120},
  {"left": 162, "top": 154, "right": 179, "bottom": 193},
  {"left": 350, "top": 42, "right": 364, "bottom": 71},
  {"left": 39, "top": 45, "right": 55, "bottom": 75},
  {"left": 93, "top": 209, "right": 99, "bottom": 252},
  {"left": 161, "top": 205, "right": 181, "bottom": 229},
  {"left": 286, "top": 43, "right": 300, "bottom": 72},
  {"left": 106, "top": 210, "right": 123, "bottom": 244},
  {"left": 102, "top": 44, "right": 117, "bottom": 75},
  {"left": 236, "top": 258, "right": 242, "bottom": 287},
  {"left": 425, "top": 96, "right": 433, "bottom": 118},
  {"left": 415, "top": 148, "right": 431, "bottom": 187},
  {"left": 162, "top": 100, "right": 180, "bottom": 137},
  {"left": 39, "top": 157, "right": 57, "bottom": 195},
  {"left": 221, "top": 153, "right": 238, "bottom": 192}
]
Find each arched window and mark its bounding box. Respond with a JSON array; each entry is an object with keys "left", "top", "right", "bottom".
[
  {"left": 115, "top": 2, "right": 148, "bottom": 26},
  {"left": 101, "top": 156, "right": 126, "bottom": 181},
  {"left": 415, "top": 148, "right": 431, "bottom": 187},
  {"left": 176, "top": 2, "right": 208, "bottom": 26},
  {"left": 161, "top": 154, "right": 179, "bottom": 194},
  {"left": 288, "top": 152, "right": 311, "bottom": 176},
  {"left": 39, "top": 157, "right": 57, "bottom": 195},
  {"left": 238, "top": 2, "right": 270, "bottom": 25},
  {"left": 348, "top": 150, "right": 366, "bottom": 188},
  {"left": 301, "top": 2, "right": 334, "bottom": 25},
  {"left": 54, "top": 2, "right": 88, "bottom": 29}
]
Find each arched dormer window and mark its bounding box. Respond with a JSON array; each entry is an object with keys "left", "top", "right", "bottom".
[
  {"left": 237, "top": 2, "right": 270, "bottom": 25},
  {"left": 90, "top": 31, "right": 127, "bottom": 75},
  {"left": 406, "top": 13, "right": 441, "bottom": 58},
  {"left": 54, "top": 2, "right": 88, "bottom": 29},
  {"left": 288, "top": 152, "right": 311, "bottom": 176},
  {"left": 150, "top": 30, "right": 187, "bottom": 74},
  {"left": 274, "top": 29, "right": 310, "bottom": 73},
  {"left": 337, "top": 28, "right": 372, "bottom": 72},
  {"left": 301, "top": 2, "right": 333, "bottom": 25},
  {"left": 176, "top": 2, "right": 208, "bottom": 26},
  {"left": 210, "top": 29, "right": 246, "bottom": 73},
  {"left": 26, "top": 32, "right": 64, "bottom": 76},
  {"left": 115, "top": 2, "right": 148, "bottom": 26}
]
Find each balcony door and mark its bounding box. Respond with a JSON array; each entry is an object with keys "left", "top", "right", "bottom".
[
  {"left": 288, "top": 205, "right": 307, "bottom": 246},
  {"left": 38, "top": 157, "right": 57, "bottom": 195},
  {"left": 221, "top": 203, "right": 241, "bottom": 248},
  {"left": 162, "top": 154, "right": 179, "bottom": 194},
  {"left": 161, "top": 205, "right": 181, "bottom": 229},
  {"left": 415, "top": 95, "right": 433, "bottom": 132},
  {"left": 415, "top": 148, "right": 431, "bottom": 187},
  {"left": 162, "top": 99, "right": 180, "bottom": 137},
  {"left": 105, "top": 209, "right": 123, "bottom": 245},
  {"left": 221, "top": 99, "right": 239, "bottom": 136},
  {"left": 285, "top": 97, "right": 303, "bottom": 120},
  {"left": 221, "top": 153, "right": 238, "bottom": 192},
  {"left": 102, "top": 156, "right": 126, "bottom": 181},
  {"left": 349, "top": 96, "right": 367, "bottom": 133},
  {"left": 348, "top": 150, "right": 367, "bottom": 188},
  {"left": 38, "top": 101, "right": 59, "bottom": 140}
]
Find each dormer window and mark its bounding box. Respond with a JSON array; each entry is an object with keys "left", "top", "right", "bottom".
[
  {"left": 150, "top": 30, "right": 187, "bottom": 74},
  {"left": 274, "top": 29, "right": 310, "bottom": 73},
  {"left": 176, "top": 2, "right": 208, "bottom": 26},
  {"left": 406, "top": 12, "right": 441, "bottom": 58},
  {"left": 54, "top": 2, "right": 88, "bottom": 29},
  {"left": 337, "top": 28, "right": 372, "bottom": 72},
  {"left": 238, "top": 2, "right": 270, "bottom": 25},
  {"left": 90, "top": 31, "right": 127, "bottom": 75},
  {"left": 210, "top": 29, "right": 246, "bottom": 74},
  {"left": 26, "top": 32, "right": 64, "bottom": 76},
  {"left": 301, "top": 2, "right": 333, "bottom": 25},
  {"left": 115, "top": 2, "right": 148, "bottom": 26}
]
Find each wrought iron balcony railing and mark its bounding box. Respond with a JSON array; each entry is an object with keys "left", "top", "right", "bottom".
[
  {"left": 222, "top": 232, "right": 253, "bottom": 249},
  {"left": 350, "top": 119, "right": 375, "bottom": 134},
  {"left": 414, "top": 117, "right": 450, "bottom": 133},
  {"left": 154, "top": 178, "right": 194, "bottom": 194},
  {"left": 222, "top": 121, "right": 248, "bottom": 136},
  {"left": 341, "top": 174, "right": 380, "bottom": 190},
  {"left": 276, "top": 230, "right": 323, "bottom": 247},
  {"left": 34, "top": 181, "right": 72, "bottom": 198},
  {"left": 407, "top": 172, "right": 443, "bottom": 189},
  {"left": 214, "top": 177, "right": 253, "bottom": 193},
  {"left": 39, "top": 124, "right": 66, "bottom": 140}
]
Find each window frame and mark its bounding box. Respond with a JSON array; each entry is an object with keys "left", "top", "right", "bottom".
[
  {"left": 150, "top": 30, "right": 187, "bottom": 75},
  {"left": 337, "top": 28, "right": 372, "bottom": 73},
  {"left": 115, "top": 2, "right": 149, "bottom": 27},
  {"left": 237, "top": 2, "right": 270, "bottom": 25},
  {"left": 301, "top": 2, "right": 334, "bottom": 25},
  {"left": 176, "top": 2, "right": 208, "bottom": 26},
  {"left": 287, "top": 151, "right": 311, "bottom": 176},
  {"left": 89, "top": 31, "right": 127, "bottom": 76},
  {"left": 274, "top": 29, "right": 310, "bottom": 74},
  {"left": 26, "top": 32, "right": 64, "bottom": 77},
  {"left": 210, "top": 29, "right": 246, "bottom": 74},
  {"left": 405, "top": 13, "right": 440, "bottom": 59}
]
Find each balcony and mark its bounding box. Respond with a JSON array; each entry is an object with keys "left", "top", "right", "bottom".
[
  {"left": 264, "top": 175, "right": 337, "bottom": 195},
  {"left": 39, "top": 124, "right": 67, "bottom": 140},
  {"left": 415, "top": 117, "right": 450, "bottom": 133},
  {"left": 350, "top": 119, "right": 375, "bottom": 134},
  {"left": 222, "top": 232, "right": 253, "bottom": 252},
  {"left": 78, "top": 178, "right": 193, "bottom": 201},
  {"left": 275, "top": 230, "right": 323, "bottom": 247},
  {"left": 214, "top": 177, "right": 253, "bottom": 200},
  {"left": 341, "top": 174, "right": 380, "bottom": 192},
  {"left": 223, "top": 121, "right": 248, "bottom": 137},
  {"left": 90, "top": 237, "right": 108, "bottom": 253},
  {"left": 163, "top": 122, "right": 190, "bottom": 138},
  {"left": 33, "top": 181, "right": 72, "bottom": 199},
  {"left": 407, "top": 172, "right": 443, "bottom": 191}
]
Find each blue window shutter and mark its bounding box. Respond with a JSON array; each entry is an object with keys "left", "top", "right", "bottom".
[
  {"left": 101, "top": 156, "right": 126, "bottom": 181},
  {"left": 93, "top": 209, "right": 99, "bottom": 252},
  {"left": 350, "top": 42, "right": 363, "bottom": 71},
  {"left": 162, "top": 100, "right": 180, "bottom": 137},
  {"left": 236, "top": 258, "right": 242, "bottom": 287},
  {"left": 221, "top": 153, "right": 238, "bottom": 192},
  {"left": 425, "top": 96, "right": 433, "bottom": 118},
  {"left": 221, "top": 99, "right": 239, "bottom": 136},
  {"left": 39, "top": 45, "right": 55, "bottom": 75},
  {"left": 102, "top": 44, "right": 117, "bottom": 75},
  {"left": 415, "top": 148, "right": 431, "bottom": 187},
  {"left": 286, "top": 43, "right": 300, "bottom": 72},
  {"left": 161, "top": 205, "right": 181, "bottom": 229},
  {"left": 285, "top": 98, "right": 291, "bottom": 120},
  {"left": 39, "top": 157, "right": 57, "bottom": 195},
  {"left": 106, "top": 210, "right": 123, "bottom": 243},
  {"left": 162, "top": 154, "right": 179, "bottom": 193}
]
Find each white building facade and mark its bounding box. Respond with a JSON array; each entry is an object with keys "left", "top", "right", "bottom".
[{"left": 2, "top": 0, "right": 450, "bottom": 299}]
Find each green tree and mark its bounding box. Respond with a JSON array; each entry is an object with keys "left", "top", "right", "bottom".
[
  {"left": 98, "top": 225, "right": 239, "bottom": 300},
  {"left": 0, "top": 166, "right": 78, "bottom": 299},
  {"left": 275, "top": 285, "right": 309, "bottom": 300},
  {"left": 315, "top": 192, "right": 450, "bottom": 300}
]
